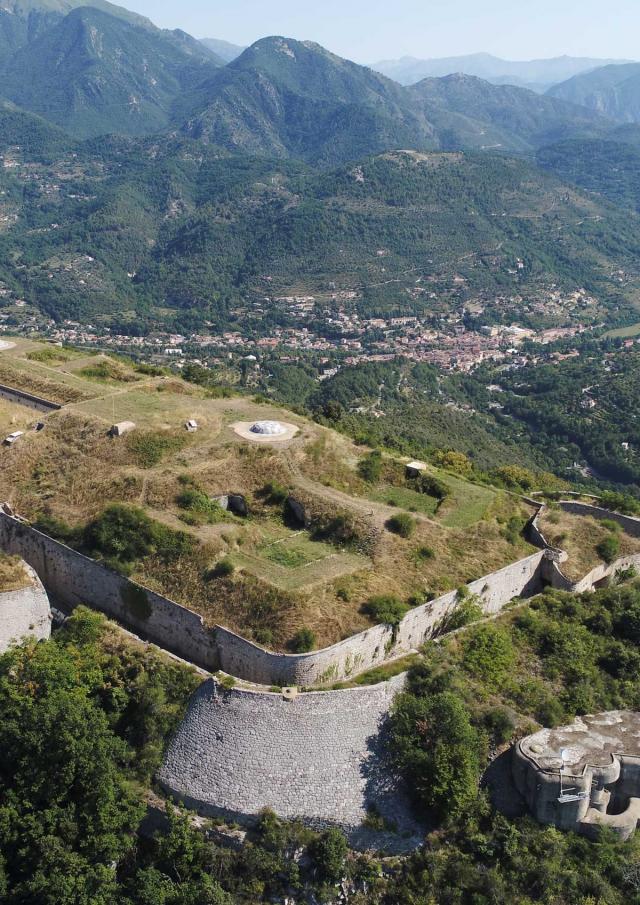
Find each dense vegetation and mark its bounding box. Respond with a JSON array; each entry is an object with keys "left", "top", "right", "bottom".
[
  {"left": 1, "top": 116, "right": 639, "bottom": 327},
  {"left": 5, "top": 582, "right": 640, "bottom": 902}
]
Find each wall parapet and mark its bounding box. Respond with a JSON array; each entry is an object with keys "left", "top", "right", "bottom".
[{"left": 1, "top": 502, "right": 634, "bottom": 688}]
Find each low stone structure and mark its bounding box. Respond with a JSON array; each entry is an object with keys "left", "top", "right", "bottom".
[
  {"left": 158, "top": 674, "right": 422, "bottom": 851},
  {"left": 109, "top": 421, "right": 136, "bottom": 437},
  {"left": 513, "top": 712, "right": 640, "bottom": 840},
  {"left": 0, "top": 558, "right": 51, "bottom": 653}
]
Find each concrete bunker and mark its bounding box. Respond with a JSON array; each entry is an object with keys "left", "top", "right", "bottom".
[{"left": 513, "top": 711, "right": 640, "bottom": 840}]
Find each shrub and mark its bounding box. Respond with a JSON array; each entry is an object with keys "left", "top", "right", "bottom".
[
  {"left": 462, "top": 624, "right": 515, "bottom": 690},
  {"left": 412, "top": 545, "right": 435, "bottom": 563},
  {"left": 83, "top": 504, "right": 194, "bottom": 567},
  {"left": 358, "top": 450, "right": 383, "bottom": 483},
  {"left": 127, "top": 431, "right": 187, "bottom": 468},
  {"left": 177, "top": 487, "right": 225, "bottom": 524},
  {"left": 443, "top": 594, "right": 484, "bottom": 632},
  {"left": 289, "top": 628, "right": 316, "bottom": 653},
  {"left": 597, "top": 535, "right": 621, "bottom": 564},
  {"left": 413, "top": 473, "right": 450, "bottom": 501},
  {"left": 363, "top": 595, "right": 410, "bottom": 628},
  {"left": 213, "top": 558, "right": 235, "bottom": 578},
  {"left": 494, "top": 465, "right": 536, "bottom": 491},
  {"left": 386, "top": 513, "right": 416, "bottom": 538},
  {"left": 262, "top": 482, "right": 288, "bottom": 505},
  {"left": 432, "top": 450, "right": 472, "bottom": 476},
  {"left": 309, "top": 827, "right": 348, "bottom": 884}
]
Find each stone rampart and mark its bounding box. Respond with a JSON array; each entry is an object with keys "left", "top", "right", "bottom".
[
  {"left": 215, "top": 550, "right": 548, "bottom": 686},
  {"left": 558, "top": 501, "right": 640, "bottom": 538},
  {"left": 0, "top": 562, "right": 52, "bottom": 653},
  {"left": 0, "top": 513, "right": 219, "bottom": 669},
  {"left": 1, "top": 504, "right": 632, "bottom": 688},
  {"left": 0, "top": 382, "right": 61, "bottom": 413},
  {"left": 158, "top": 674, "right": 422, "bottom": 851}
]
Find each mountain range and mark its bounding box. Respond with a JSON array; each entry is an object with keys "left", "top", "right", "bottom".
[
  {"left": 0, "top": 0, "right": 617, "bottom": 162},
  {"left": 372, "top": 53, "right": 634, "bottom": 91},
  {"left": 200, "top": 37, "right": 245, "bottom": 63},
  {"left": 549, "top": 63, "right": 640, "bottom": 123}
]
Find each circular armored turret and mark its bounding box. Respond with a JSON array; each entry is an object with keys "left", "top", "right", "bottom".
[{"left": 249, "top": 420, "right": 287, "bottom": 436}]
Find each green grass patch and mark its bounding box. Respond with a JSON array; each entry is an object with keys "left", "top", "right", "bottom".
[
  {"left": 127, "top": 430, "right": 188, "bottom": 468},
  {"left": 369, "top": 483, "right": 439, "bottom": 515}
]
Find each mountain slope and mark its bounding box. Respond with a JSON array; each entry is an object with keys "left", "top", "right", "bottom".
[
  {"left": 0, "top": 0, "right": 154, "bottom": 62},
  {"left": 408, "top": 74, "right": 610, "bottom": 151},
  {"left": 1, "top": 131, "right": 639, "bottom": 328},
  {"left": 179, "top": 37, "right": 438, "bottom": 163},
  {"left": 537, "top": 138, "right": 640, "bottom": 213},
  {"left": 373, "top": 53, "right": 633, "bottom": 91},
  {"left": 549, "top": 63, "right": 640, "bottom": 123},
  {"left": 0, "top": 6, "right": 222, "bottom": 137},
  {"left": 178, "top": 37, "right": 613, "bottom": 163}
]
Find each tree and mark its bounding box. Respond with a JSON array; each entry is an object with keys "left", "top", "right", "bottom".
[
  {"left": 0, "top": 641, "right": 143, "bottom": 902},
  {"left": 389, "top": 691, "right": 480, "bottom": 820}
]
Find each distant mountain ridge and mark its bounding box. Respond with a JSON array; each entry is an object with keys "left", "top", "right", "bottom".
[
  {"left": 0, "top": 1, "right": 223, "bottom": 137},
  {"left": 549, "top": 63, "right": 640, "bottom": 123},
  {"left": 200, "top": 37, "right": 245, "bottom": 62},
  {"left": 373, "top": 52, "right": 635, "bottom": 91},
  {"left": 178, "top": 37, "right": 611, "bottom": 163}
]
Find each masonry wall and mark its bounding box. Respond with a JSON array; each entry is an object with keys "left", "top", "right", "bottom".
[
  {"left": 0, "top": 514, "right": 219, "bottom": 669},
  {"left": 558, "top": 501, "right": 640, "bottom": 538},
  {"left": 0, "top": 383, "right": 61, "bottom": 413},
  {"left": 0, "top": 511, "right": 551, "bottom": 686},
  {"left": 215, "top": 551, "right": 548, "bottom": 686},
  {"left": 0, "top": 563, "right": 51, "bottom": 653}
]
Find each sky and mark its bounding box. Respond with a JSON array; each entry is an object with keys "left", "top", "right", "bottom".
[{"left": 122, "top": 0, "right": 635, "bottom": 64}]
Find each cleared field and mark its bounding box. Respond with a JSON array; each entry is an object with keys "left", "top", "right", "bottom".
[
  {"left": 605, "top": 322, "right": 640, "bottom": 339},
  {"left": 437, "top": 475, "right": 497, "bottom": 528},
  {"left": 368, "top": 484, "right": 440, "bottom": 516}
]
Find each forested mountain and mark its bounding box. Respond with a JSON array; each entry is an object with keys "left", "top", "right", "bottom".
[
  {"left": 0, "top": 5, "right": 618, "bottom": 159},
  {"left": 177, "top": 36, "right": 440, "bottom": 163},
  {"left": 408, "top": 74, "right": 610, "bottom": 151},
  {"left": 0, "top": 1, "right": 222, "bottom": 138},
  {"left": 538, "top": 138, "right": 640, "bottom": 213},
  {"left": 549, "top": 62, "right": 640, "bottom": 122},
  {"left": 373, "top": 52, "right": 631, "bottom": 91},
  {"left": 0, "top": 0, "right": 154, "bottom": 62},
  {"left": 1, "top": 130, "right": 639, "bottom": 328},
  {"left": 177, "top": 38, "right": 612, "bottom": 162}
]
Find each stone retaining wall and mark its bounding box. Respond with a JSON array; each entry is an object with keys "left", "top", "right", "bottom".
[
  {"left": 158, "top": 674, "right": 422, "bottom": 851},
  {"left": 0, "top": 513, "right": 219, "bottom": 669},
  {"left": 0, "top": 383, "right": 61, "bottom": 413},
  {"left": 0, "top": 562, "right": 52, "bottom": 653},
  {"left": 558, "top": 501, "right": 640, "bottom": 538},
  {"left": 2, "top": 503, "right": 634, "bottom": 688}
]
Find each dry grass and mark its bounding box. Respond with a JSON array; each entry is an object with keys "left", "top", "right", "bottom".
[
  {"left": 0, "top": 350, "right": 543, "bottom": 650},
  {"left": 0, "top": 553, "right": 31, "bottom": 592},
  {"left": 539, "top": 509, "right": 640, "bottom": 581}
]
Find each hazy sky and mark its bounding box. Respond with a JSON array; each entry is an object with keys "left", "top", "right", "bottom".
[{"left": 123, "top": 0, "right": 634, "bottom": 63}]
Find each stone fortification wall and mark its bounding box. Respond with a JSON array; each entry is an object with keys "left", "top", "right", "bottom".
[
  {"left": 0, "top": 562, "right": 51, "bottom": 653},
  {"left": 158, "top": 674, "right": 421, "bottom": 851},
  {"left": 215, "top": 550, "right": 548, "bottom": 686},
  {"left": 0, "top": 513, "right": 218, "bottom": 669},
  {"left": 0, "top": 511, "right": 550, "bottom": 686},
  {"left": 0, "top": 383, "right": 61, "bottom": 413},
  {"left": 557, "top": 501, "right": 640, "bottom": 538}
]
